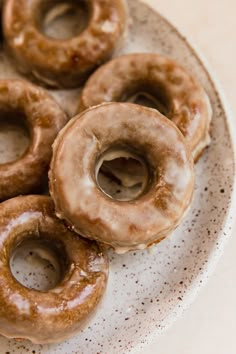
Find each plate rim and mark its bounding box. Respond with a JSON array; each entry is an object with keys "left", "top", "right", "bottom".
[{"left": 130, "top": 1, "right": 236, "bottom": 353}]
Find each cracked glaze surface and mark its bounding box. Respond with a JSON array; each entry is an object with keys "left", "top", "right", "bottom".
[
  {"left": 0, "top": 195, "right": 108, "bottom": 344},
  {"left": 0, "top": 79, "right": 67, "bottom": 201},
  {"left": 79, "top": 53, "right": 212, "bottom": 161},
  {"left": 3, "top": 0, "right": 128, "bottom": 88},
  {"left": 49, "top": 103, "right": 194, "bottom": 252}
]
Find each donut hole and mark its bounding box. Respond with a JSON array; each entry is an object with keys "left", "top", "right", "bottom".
[
  {"left": 121, "top": 83, "right": 171, "bottom": 117},
  {"left": 96, "top": 147, "right": 150, "bottom": 201},
  {"left": 10, "top": 238, "right": 68, "bottom": 291},
  {"left": 127, "top": 91, "right": 169, "bottom": 116},
  {"left": 39, "top": 0, "right": 90, "bottom": 40},
  {"left": 0, "top": 111, "right": 30, "bottom": 164}
]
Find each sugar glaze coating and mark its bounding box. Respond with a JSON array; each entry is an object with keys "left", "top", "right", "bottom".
[
  {"left": 0, "top": 79, "right": 67, "bottom": 201},
  {"left": 0, "top": 195, "right": 108, "bottom": 343},
  {"left": 3, "top": 0, "right": 128, "bottom": 88},
  {"left": 79, "top": 53, "right": 212, "bottom": 160},
  {"left": 49, "top": 103, "right": 194, "bottom": 253}
]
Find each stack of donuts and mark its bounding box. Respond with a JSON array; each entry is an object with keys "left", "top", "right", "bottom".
[{"left": 0, "top": 0, "right": 212, "bottom": 345}]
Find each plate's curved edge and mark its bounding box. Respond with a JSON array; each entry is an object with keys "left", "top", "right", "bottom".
[{"left": 129, "top": 2, "right": 236, "bottom": 353}]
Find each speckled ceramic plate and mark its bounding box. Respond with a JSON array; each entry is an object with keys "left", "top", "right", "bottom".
[{"left": 0, "top": 0, "right": 235, "bottom": 353}]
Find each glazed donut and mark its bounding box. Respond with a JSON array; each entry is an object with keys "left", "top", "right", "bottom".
[
  {"left": 0, "top": 195, "right": 108, "bottom": 344},
  {"left": 79, "top": 53, "right": 212, "bottom": 161},
  {"left": 49, "top": 103, "right": 194, "bottom": 254},
  {"left": 0, "top": 79, "right": 67, "bottom": 201},
  {"left": 3, "top": 0, "right": 127, "bottom": 88}
]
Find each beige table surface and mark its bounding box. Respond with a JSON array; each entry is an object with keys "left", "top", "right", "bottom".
[{"left": 141, "top": 1, "right": 236, "bottom": 354}]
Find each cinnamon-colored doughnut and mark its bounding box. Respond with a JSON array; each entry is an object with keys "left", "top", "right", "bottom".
[
  {"left": 79, "top": 53, "right": 212, "bottom": 161},
  {"left": 0, "top": 79, "right": 67, "bottom": 201},
  {"left": 0, "top": 195, "right": 108, "bottom": 344},
  {"left": 49, "top": 103, "right": 194, "bottom": 253},
  {"left": 3, "top": 0, "right": 127, "bottom": 88}
]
